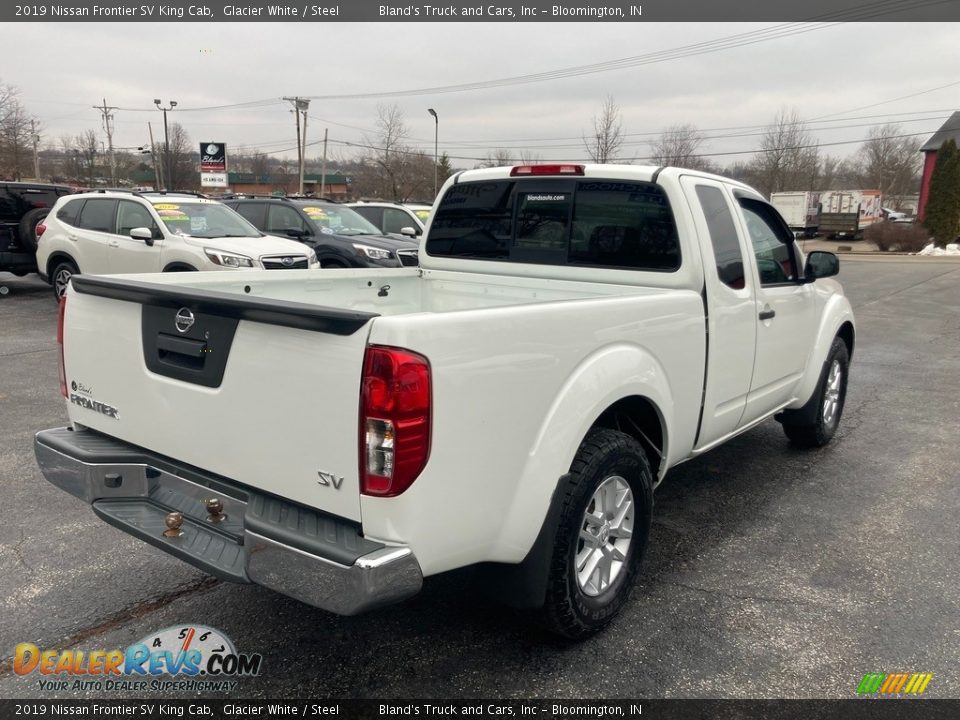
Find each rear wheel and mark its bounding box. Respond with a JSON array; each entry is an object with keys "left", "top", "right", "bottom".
[
  {"left": 51, "top": 259, "right": 78, "bottom": 301},
  {"left": 540, "top": 428, "right": 653, "bottom": 639}
]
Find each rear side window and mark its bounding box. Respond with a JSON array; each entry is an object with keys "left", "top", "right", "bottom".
[
  {"left": 76, "top": 199, "right": 118, "bottom": 233},
  {"left": 695, "top": 185, "right": 745, "bottom": 289},
  {"left": 56, "top": 198, "right": 84, "bottom": 227},
  {"left": 427, "top": 180, "right": 680, "bottom": 271}
]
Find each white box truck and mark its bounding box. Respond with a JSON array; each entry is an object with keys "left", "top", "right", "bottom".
[{"left": 770, "top": 191, "right": 821, "bottom": 238}]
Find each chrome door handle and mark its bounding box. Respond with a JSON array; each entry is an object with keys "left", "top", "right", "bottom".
[{"left": 108, "top": 240, "right": 120, "bottom": 247}]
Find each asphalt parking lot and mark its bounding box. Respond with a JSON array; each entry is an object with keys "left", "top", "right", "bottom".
[{"left": 1, "top": 256, "right": 958, "bottom": 700}]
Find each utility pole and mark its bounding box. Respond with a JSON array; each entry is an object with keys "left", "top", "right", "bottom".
[
  {"left": 148, "top": 121, "right": 163, "bottom": 190},
  {"left": 30, "top": 119, "right": 40, "bottom": 180},
  {"left": 282, "top": 96, "right": 310, "bottom": 194},
  {"left": 154, "top": 99, "right": 177, "bottom": 189},
  {"left": 300, "top": 105, "right": 308, "bottom": 195},
  {"left": 320, "top": 128, "right": 328, "bottom": 198},
  {"left": 94, "top": 98, "right": 118, "bottom": 185},
  {"left": 428, "top": 108, "right": 439, "bottom": 199}
]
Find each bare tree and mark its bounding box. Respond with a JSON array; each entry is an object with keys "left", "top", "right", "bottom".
[
  {"left": 749, "top": 107, "right": 820, "bottom": 197},
  {"left": 76, "top": 129, "right": 99, "bottom": 184},
  {"left": 854, "top": 123, "right": 922, "bottom": 205},
  {"left": 649, "top": 123, "right": 710, "bottom": 169},
  {"left": 250, "top": 150, "right": 270, "bottom": 178},
  {"left": 361, "top": 104, "right": 411, "bottom": 200},
  {"left": 518, "top": 150, "right": 543, "bottom": 164},
  {"left": 583, "top": 95, "right": 624, "bottom": 163},
  {"left": 0, "top": 82, "right": 37, "bottom": 180},
  {"left": 166, "top": 123, "right": 197, "bottom": 190},
  {"left": 478, "top": 148, "right": 514, "bottom": 168}
]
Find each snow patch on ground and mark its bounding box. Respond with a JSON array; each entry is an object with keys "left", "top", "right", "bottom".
[{"left": 917, "top": 242, "right": 960, "bottom": 256}]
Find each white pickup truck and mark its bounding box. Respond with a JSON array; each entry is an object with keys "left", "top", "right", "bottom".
[{"left": 36, "top": 164, "right": 855, "bottom": 639}]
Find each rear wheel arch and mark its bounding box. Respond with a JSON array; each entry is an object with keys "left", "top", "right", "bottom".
[
  {"left": 46, "top": 252, "right": 79, "bottom": 279},
  {"left": 478, "top": 394, "right": 666, "bottom": 612},
  {"left": 590, "top": 395, "right": 667, "bottom": 479}
]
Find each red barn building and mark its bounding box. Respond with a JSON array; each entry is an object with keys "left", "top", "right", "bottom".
[{"left": 918, "top": 111, "right": 960, "bottom": 221}]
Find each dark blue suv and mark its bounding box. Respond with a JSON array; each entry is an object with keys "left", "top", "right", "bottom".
[{"left": 223, "top": 197, "right": 419, "bottom": 269}]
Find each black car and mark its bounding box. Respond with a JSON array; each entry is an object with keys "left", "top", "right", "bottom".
[
  {"left": 223, "top": 197, "right": 419, "bottom": 269},
  {"left": 0, "top": 181, "right": 76, "bottom": 275}
]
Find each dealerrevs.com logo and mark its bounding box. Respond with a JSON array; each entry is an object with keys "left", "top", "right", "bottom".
[{"left": 14, "top": 625, "right": 262, "bottom": 693}]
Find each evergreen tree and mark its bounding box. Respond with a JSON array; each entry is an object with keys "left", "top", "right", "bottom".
[
  {"left": 924, "top": 139, "right": 960, "bottom": 248},
  {"left": 437, "top": 152, "right": 454, "bottom": 185}
]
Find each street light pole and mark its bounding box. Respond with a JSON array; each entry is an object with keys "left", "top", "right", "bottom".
[
  {"left": 427, "top": 108, "right": 438, "bottom": 199},
  {"left": 154, "top": 99, "right": 177, "bottom": 190}
]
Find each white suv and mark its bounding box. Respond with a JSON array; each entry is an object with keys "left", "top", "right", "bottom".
[{"left": 36, "top": 191, "right": 320, "bottom": 299}]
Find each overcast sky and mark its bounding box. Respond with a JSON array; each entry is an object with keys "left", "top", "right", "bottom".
[{"left": 6, "top": 22, "right": 959, "bottom": 168}]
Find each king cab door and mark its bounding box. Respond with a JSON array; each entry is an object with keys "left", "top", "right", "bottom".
[
  {"left": 680, "top": 177, "right": 757, "bottom": 449},
  {"left": 735, "top": 194, "right": 817, "bottom": 424}
]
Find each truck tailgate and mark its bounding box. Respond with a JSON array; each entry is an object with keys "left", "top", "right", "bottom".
[{"left": 61, "top": 276, "right": 376, "bottom": 522}]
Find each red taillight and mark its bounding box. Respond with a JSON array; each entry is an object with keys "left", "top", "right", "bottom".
[
  {"left": 510, "top": 164, "right": 585, "bottom": 177},
  {"left": 36, "top": 223, "right": 46, "bottom": 238},
  {"left": 57, "top": 296, "right": 68, "bottom": 398},
  {"left": 360, "top": 346, "right": 431, "bottom": 497}
]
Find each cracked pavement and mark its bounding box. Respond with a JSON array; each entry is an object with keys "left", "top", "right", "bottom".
[{"left": 1, "top": 257, "right": 958, "bottom": 699}]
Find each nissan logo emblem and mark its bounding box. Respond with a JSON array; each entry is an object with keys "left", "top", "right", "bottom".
[
  {"left": 281, "top": 256, "right": 294, "bottom": 266},
  {"left": 175, "top": 307, "right": 195, "bottom": 334}
]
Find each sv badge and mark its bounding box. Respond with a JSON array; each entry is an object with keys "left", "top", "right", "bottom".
[{"left": 317, "top": 471, "right": 344, "bottom": 490}]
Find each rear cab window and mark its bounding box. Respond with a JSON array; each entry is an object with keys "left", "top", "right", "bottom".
[{"left": 427, "top": 179, "right": 680, "bottom": 271}]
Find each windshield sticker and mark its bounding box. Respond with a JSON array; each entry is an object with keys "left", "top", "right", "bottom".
[
  {"left": 319, "top": 227, "right": 335, "bottom": 234},
  {"left": 303, "top": 207, "right": 328, "bottom": 217},
  {"left": 157, "top": 209, "right": 189, "bottom": 219},
  {"left": 153, "top": 203, "right": 180, "bottom": 210},
  {"left": 190, "top": 216, "right": 208, "bottom": 232}
]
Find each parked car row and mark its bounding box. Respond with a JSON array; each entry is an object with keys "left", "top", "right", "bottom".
[
  {"left": 0, "top": 183, "right": 428, "bottom": 300},
  {"left": 222, "top": 196, "right": 419, "bottom": 269}
]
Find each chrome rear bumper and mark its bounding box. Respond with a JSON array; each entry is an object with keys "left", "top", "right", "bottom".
[{"left": 35, "top": 427, "right": 422, "bottom": 615}]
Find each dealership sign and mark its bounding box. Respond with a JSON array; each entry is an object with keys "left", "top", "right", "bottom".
[
  {"left": 200, "top": 142, "right": 226, "bottom": 172},
  {"left": 201, "top": 173, "right": 228, "bottom": 187}
]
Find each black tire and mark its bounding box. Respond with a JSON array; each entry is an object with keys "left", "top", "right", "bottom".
[
  {"left": 781, "top": 337, "right": 849, "bottom": 448},
  {"left": 163, "top": 264, "right": 197, "bottom": 272},
  {"left": 51, "top": 259, "right": 78, "bottom": 301},
  {"left": 320, "top": 259, "right": 348, "bottom": 269},
  {"left": 541, "top": 428, "right": 654, "bottom": 640},
  {"left": 18, "top": 208, "right": 49, "bottom": 252}
]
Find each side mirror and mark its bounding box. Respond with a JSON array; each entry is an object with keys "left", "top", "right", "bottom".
[
  {"left": 399, "top": 226, "right": 418, "bottom": 238},
  {"left": 130, "top": 227, "right": 155, "bottom": 247},
  {"left": 285, "top": 227, "right": 308, "bottom": 239},
  {"left": 804, "top": 251, "right": 839, "bottom": 280}
]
